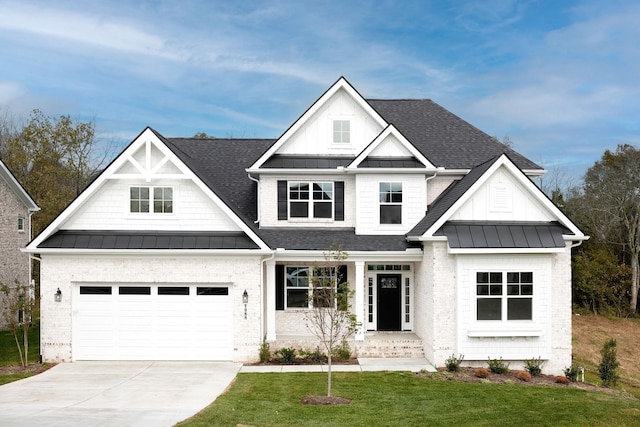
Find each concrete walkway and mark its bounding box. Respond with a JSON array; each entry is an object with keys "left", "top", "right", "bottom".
[
  {"left": 0, "top": 361, "right": 241, "bottom": 427},
  {"left": 240, "top": 357, "right": 436, "bottom": 373}
]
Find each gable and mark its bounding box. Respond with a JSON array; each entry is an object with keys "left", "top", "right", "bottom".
[
  {"left": 0, "top": 159, "right": 39, "bottom": 212},
  {"left": 27, "top": 128, "right": 269, "bottom": 251}
]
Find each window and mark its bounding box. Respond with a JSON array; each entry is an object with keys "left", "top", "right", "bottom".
[
  {"left": 333, "top": 120, "right": 350, "bottom": 144},
  {"left": 289, "top": 182, "right": 333, "bottom": 219},
  {"left": 285, "top": 266, "right": 339, "bottom": 308},
  {"left": 130, "top": 186, "right": 173, "bottom": 213},
  {"left": 476, "top": 272, "right": 533, "bottom": 321},
  {"left": 379, "top": 182, "right": 402, "bottom": 224},
  {"left": 17, "top": 217, "right": 24, "bottom": 232}
]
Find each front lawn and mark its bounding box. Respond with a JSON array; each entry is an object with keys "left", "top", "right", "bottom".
[
  {"left": 0, "top": 323, "right": 46, "bottom": 385},
  {"left": 178, "top": 372, "right": 640, "bottom": 427}
]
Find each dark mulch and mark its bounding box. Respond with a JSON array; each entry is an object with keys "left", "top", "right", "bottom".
[
  {"left": 418, "top": 367, "right": 637, "bottom": 400},
  {"left": 301, "top": 395, "right": 352, "bottom": 405}
]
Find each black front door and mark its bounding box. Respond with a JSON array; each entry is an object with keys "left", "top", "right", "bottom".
[{"left": 377, "top": 274, "right": 401, "bottom": 331}]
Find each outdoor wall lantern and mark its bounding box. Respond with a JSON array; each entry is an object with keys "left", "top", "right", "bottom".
[
  {"left": 55, "top": 288, "right": 62, "bottom": 302},
  {"left": 242, "top": 289, "right": 248, "bottom": 319}
]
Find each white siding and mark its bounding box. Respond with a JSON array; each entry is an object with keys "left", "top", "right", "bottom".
[
  {"left": 278, "top": 88, "right": 383, "bottom": 156},
  {"left": 355, "top": 174, "right": 426, "bottom": 234},
  {"left": 368, "top": 135, "right": 413, "bottom": 157},
  {"left": 63, "top": 179, "right": 241, "bottom": 232},
  {"left": 451, "top": 166, "right": 554, "bottom": 222}
]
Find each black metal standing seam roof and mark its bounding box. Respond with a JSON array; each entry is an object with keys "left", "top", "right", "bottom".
[
  {"left": 435, "top": 222, "right": 570, "bottom": 248},
  {"left": 358, "top": 157, "right": 426, "bottom": 168},
  {"left": 261, "top": 155, "right": 353, "bottom": 169},
  {"left": 38, "top": 230, "right": 260, "bottom": 250},
  {"left": 366, "top": 99, "right": 541, "bottom": 170}
]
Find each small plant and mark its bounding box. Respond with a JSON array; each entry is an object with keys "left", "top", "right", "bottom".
[
  {"left": 524, "top": 356, "right": 544, "bottom": 376},
  {"left": 258, "top": 335, "right": 270, "bottom": 363},
  {"left": 598, "top": 338, "right": 620, "bottom": 387},
  {"left": 563, "top": 365, "right": 580, "bottom": 382},
  {"left": 487, "top": 357, "right": 510, "bottom": 374},
  {"left": 276, "top": 347, "right": 297, "bottom": 364},
  {"left": 301, "top": 347, "right": 328, "bottom": 364},
  {"left": 555, "top": 375, "right": 570, "bottom": 385},
  {"left": 332, "top": 340, "right": 352, "bottom": 360},
  {"left": 516, "top": 371, "right": 532, "bottom": 382},
  {"left": 474, "top": 368, "right": 490, "bottom": 378},
  {"left": 445, "top": 353, "right": 464, "bottom": 372}
]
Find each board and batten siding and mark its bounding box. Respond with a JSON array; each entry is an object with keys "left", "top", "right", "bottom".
[
  {"left": 278, "top": 88, "right": 383, "bottom": 156},
  {"left": 62, "top": 179, "right": 241, "bottom": 232}
]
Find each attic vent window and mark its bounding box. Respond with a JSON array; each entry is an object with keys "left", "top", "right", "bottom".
[
  {"left": 333, "top": 120, "right": 350, "bottom": 144},
  {"left": 490, "top": 183, "right": 512, "bottom": 212}
]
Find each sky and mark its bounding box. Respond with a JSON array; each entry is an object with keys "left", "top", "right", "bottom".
[{"left": 1, "top": 0, "right": 639, "bottom": 186}]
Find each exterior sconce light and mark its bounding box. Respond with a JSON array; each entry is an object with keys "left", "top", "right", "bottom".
[
  {"left": 55, "top": 288, "right": 62, "bottom": 302},
  {"left": 242, "top": 289, "right": 248, "bottom": 319}
]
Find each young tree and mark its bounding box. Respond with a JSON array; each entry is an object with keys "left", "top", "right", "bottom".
[
  {"left": 578, "top": 145, "right": 640, "bottom": 313},
  {"left": 0, "top": 280, "right": 36, "bottom": 367},
  {"left": 598, "top": 338, "right": 620, "bottom": 387},
  {"left": 305, "top": 246, "right": 359, "bottom": 397}
]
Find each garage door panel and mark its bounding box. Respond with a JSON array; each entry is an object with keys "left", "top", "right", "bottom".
[{"left": 75, "top": 284, "right": 233, "bottom": 361}]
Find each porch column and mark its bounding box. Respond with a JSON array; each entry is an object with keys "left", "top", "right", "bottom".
[
  {"left": 354, "top": 261, "right": 365, "bottom": 341},
  {"left": 265, "top": 258, "right": 277, "bottom": 341}
]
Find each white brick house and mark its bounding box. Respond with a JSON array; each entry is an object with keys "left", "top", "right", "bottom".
[
  {"left": 26, "top": 77, "right": 586, "bottom": 373},
  {"left": 0, "top": 159, "right": 39, "bottom": 329}
]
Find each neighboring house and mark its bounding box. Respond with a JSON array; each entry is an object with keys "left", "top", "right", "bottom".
[
  {"left": 26, "top": 77, "right": 586, "bottom": 373},
  {"left": 0, "top": 159, "right": 39, "bottom": 328}
]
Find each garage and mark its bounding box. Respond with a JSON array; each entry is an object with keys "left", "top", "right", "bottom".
[{"left": 74, "top": 284, "right": 233, "bottom": 361}]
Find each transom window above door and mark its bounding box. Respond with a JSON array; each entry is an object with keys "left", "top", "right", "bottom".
[
  {"left": 130, "top": 186, "right": 173, "bottom": 213},
  {"left": 289, "top": 181, "right": 333, "bottom": 219}
]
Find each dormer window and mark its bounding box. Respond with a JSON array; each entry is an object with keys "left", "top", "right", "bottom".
[
  {"left": 130, "top": 186, "right": 173, "bottom": 213},
  {"left": 379, "top": 182, "right": 402, "bottom": 224},
  {"left": 333, "top": 120, "right": 350, "bottom": 144}
]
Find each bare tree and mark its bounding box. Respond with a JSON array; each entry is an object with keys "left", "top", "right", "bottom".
[{"left": 304, "top": 246, "right": 359, "bottom": 397}]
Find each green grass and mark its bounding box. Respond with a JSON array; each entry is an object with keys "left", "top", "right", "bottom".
[
  {"left": 177, "top": 372, "right": 640, "bottom": 427},
  {"left": 0, "top": 324, "right": 40, "bottom": 366}
]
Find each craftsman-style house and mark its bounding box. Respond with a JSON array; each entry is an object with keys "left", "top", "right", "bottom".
[{"left": 26, "top": 77, "right": 585, "bottom": 373}]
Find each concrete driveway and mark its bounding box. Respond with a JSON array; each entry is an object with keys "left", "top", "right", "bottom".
[{"left": 0, "top": 361, "right": 241, "bottom": 427}]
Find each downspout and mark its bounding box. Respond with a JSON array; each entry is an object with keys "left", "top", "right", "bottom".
[
  {"left": 424, "top": 167, "right": 444, "bottom": 211},
  {"left": 247, "top": 173, "right": 260, "bottom": 224},
  {"left": 260, "top": 251, "right": 276, "bottom": 341}
]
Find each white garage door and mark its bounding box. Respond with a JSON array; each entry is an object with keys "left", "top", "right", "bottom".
[{"left": 75, "top": 284, "right": 233, "bottom": 361}]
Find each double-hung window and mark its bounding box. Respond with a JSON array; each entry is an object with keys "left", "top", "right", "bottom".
[
  {"left": 476, "top": 272, "right": 533, "bottom": 321},
  {"left": 379, "top": 182, "right": 402, "bottom": 224},
  {"left": 17, "top": 217, "right": 25, "bottom": 232},
  {"left": 289, "top": 182, "right": 333, "bottom": 219},
  {"left": 130, "top": 186, "right": 173, "bottom": 213},
  {"left": 285, "top": 266, "right": 338, "bottom": 308}
]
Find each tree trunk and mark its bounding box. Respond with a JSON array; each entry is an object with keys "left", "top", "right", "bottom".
[
  {"left": 327, "top": 353, "right": 332, "bottom": 397},
  {"left": 631, "top": 253, "right": 639, "bottom": 314},
  {"left": 23, "top": 323, "right": 29, "bottom": 366}
]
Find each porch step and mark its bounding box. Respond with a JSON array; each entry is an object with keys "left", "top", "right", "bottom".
[{"left": 355, "top": 333, "right": 425, "bottom": 358}]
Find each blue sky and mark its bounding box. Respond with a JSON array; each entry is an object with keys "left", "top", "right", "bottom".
[{"left": 1, "top": 0, "right": 638, "bottom": 185}]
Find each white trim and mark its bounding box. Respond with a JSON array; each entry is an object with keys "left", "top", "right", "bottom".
[
  {"left": 246, "top": 167, "right": 436, "bottom": 175},
  {"left": 249, "top": 77, "right": 388, "bottom": 170},
  {"left": 23, "top": 248, "right": 272, "bottom": 256},
  {"left": 467, "top": 328, "right": 542, "bottom": 337},
  {"left": 347, "top": 124, "right": 435, "bottom": 169}
]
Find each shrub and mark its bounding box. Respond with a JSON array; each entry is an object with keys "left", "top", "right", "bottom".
[
  {"left": 332, "top": 340, "right": 352, "bottom": 360},
  {"left": 555, "top": 376, "right": 571, "bottom": 385},
  {"left": 445, "top": 353, "right": 464, "bottom": 372},
  {"left": 475, "top": 368, "right": 490, "bottom": 378},
  {"left": 301, "top": 347, "right": 328, "bottom": 364},
  {"left": 524, "top": 356, "right": 544, "bottom": 376},
  {"left": 258, "top": 335, "right": 270, "bottom": 363},
  {"left": 487, "top": 357, "right": 510, "bottom": 374},
  {"left": 564, "top": 365, "right": 580, "bottom": 382},
  {"left": 598, "top": 338, "right": 620, "bottom": 387},
  {"left": 516, "top": 371, "right": 532, "bottom": 382},
  {"left": 276, "top": 347, "right": 297, "bottom": 364}
]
